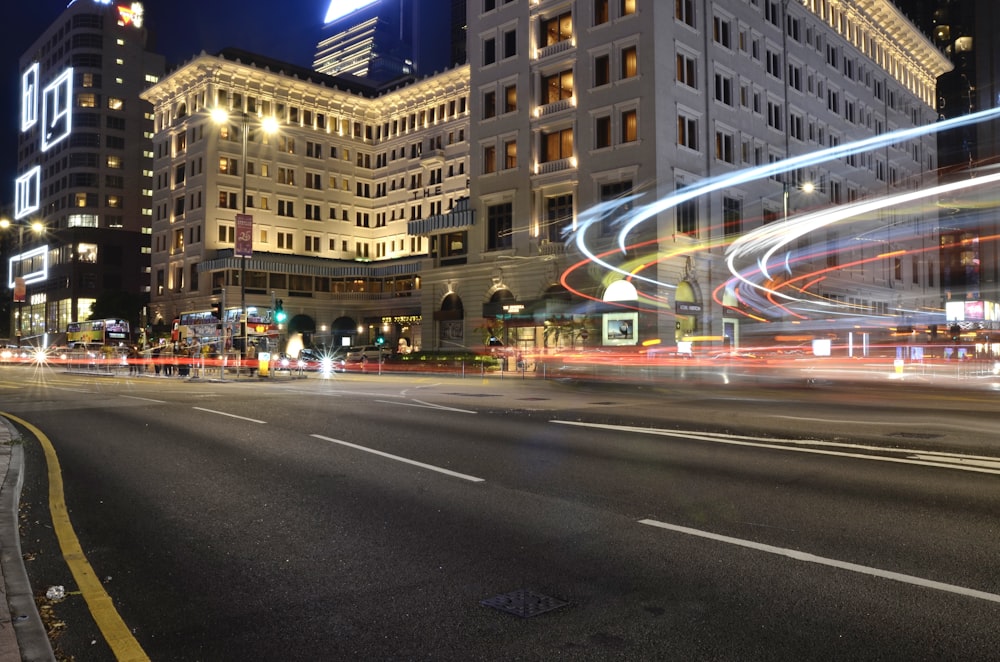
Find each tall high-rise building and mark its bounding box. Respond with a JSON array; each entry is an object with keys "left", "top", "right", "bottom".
[
  {"left": 894, "top": 0, "right": 1000, "bottom": 311},
  {"left": 10, "top": 0, "right": 164, "bottom": 342},
  {"left": 314, "top": 0, "right": 465, "bottom": 82}
]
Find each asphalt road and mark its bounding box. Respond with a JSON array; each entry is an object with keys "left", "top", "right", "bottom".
[{"left": 3, "top": 368, "right": 1000, "bottom": 660}]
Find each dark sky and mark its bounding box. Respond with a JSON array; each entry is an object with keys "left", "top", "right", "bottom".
[{"left": 2, "top": 0, "right": 329, "bottom": 207}]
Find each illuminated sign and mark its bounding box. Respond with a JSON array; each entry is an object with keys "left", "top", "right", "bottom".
[
  {"left": 324, "top": 0, "right": 378, "bottom": 23},
  {"left": 41, "top": 67, "right": 73, "bottom": 151},
  {"left": 21, "top": 63, "right": 38, "bottom": 131},
  {"left": 14, "top": 166, "right": 40, "bottom": 220},
  {"left": 117, "top": 3, "right": 144, "bottom": 27},
  {"left": 235, "top": 214, "right": 253, "bottom": 258},
  {"left": 8, "top": 246, "right": 49, "bottom": 289}
]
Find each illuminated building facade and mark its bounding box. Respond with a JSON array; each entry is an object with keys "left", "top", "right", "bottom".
[
  {"left": 12, "top": 0, "right": 164, "bottom": 343},
  {"left": 145, "top": 0, "right": 954, "bottom": 357},
  {"left": 314, "top": 0, "right": 466, "bottom": 82},
  {"left": 461, "top": 0, "right": 952, "bottom": 354},
  {"left": 142, "top": 50, "right": 470, "bottom": 349}
]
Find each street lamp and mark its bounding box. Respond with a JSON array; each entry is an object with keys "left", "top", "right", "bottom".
[
  {"left": 210, "top": 108, "right": 279, "bottom": 361},
  {"left": 1, "top": 217, "right": 44, "bottom": 345}
]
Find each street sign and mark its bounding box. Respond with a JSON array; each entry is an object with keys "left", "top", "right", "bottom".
[
  {"left": 675, "top": 302, "right": 702, "bottom": 315},
  {"left": 235, "top": 214, "right": 253, "bottom": 258}
]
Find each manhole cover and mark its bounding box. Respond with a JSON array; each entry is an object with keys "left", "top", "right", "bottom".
[{"left": 481, "top": 589, "right": 569, "bottom": 618}]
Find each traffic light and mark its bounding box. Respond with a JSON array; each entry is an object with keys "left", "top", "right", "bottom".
[
  {"left": 375, "top": 334, "right": 385, "bottom": 346},
  {"left": 274, "top": 299, "right": 287, "bottom": 323},
  {"left": 211, "top": 302, "right": 223, "bottom": 320}
]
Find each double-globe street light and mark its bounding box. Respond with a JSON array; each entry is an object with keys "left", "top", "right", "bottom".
[
  {"left": 210, "top": 108, "right": 279, "bottom": 361},
  {"left": 0, "top": 217, "right": 44, "bottom": 345}
]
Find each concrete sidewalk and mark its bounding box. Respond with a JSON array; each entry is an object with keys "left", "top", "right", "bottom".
[{"left": 0, "top": 417, "right": 55, "bottom": 661}]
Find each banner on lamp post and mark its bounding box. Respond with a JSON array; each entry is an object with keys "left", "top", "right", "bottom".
[
  {"left": 13, "top": 277, "right": 25, "bottom": 303},
  {"left": 235, "top": 214, "right": 253, "bottom": 258}
]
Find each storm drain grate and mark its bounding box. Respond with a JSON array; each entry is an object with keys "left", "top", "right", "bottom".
[{"left": 480, "top": 589, "right": 569, "bottom": 618}]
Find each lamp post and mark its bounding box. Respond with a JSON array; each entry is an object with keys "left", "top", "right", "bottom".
[
  {"left": 211, "top": 108, "right": 279, "bottom": 364},
  {"left": 1, "top": 218, "right": 44, "bottom": 345}
]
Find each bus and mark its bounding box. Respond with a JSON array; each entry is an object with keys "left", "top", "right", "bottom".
[
  {"left": 172, "top": 308, "right": 278, "bottom": 354},
  {"left": 66, "top": 319, "right": 131, "bottom": 347}
]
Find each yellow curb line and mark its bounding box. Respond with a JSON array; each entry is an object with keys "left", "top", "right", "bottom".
[{"left": 4, "top": 413, "right": 149, "bottom": 661}]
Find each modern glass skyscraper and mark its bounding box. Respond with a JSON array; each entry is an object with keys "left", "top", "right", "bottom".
[{"left": 314, "top": 0, "right": 466, "bottom": 82}]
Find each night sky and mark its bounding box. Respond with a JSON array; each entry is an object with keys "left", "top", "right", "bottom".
[{"left": 1, "top": 0, "right": 329, "bottom": 205}]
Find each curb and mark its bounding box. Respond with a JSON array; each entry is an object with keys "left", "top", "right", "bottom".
[{"left": 0, "top": 417, "right": 56, "bottom": 661}]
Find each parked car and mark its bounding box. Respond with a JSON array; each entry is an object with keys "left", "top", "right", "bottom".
[{"left": 345, "top": 345, "right": 387, "bottom": 364}]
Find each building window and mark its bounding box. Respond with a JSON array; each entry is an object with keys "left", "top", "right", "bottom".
[
  {"left": 714, "top": 72, "right": 733, "bottom": 105},
  {"left": 305, "top": 172, "right": 322, "bottom": 190},
  {"left": 541, "top": 12, "right": 572, "bottom": 47},
  {"left": 504, "top": 84, "right": 517, "bottom": 113},
  {"left": 484, "top": 145, "right": 497, "bottom": 174},
  {"left": 621, "top": 45, "right": 638, "bottom": 79},
  {"left": 219, "top": 191, "right": 238, "bottom": 209},
  {"left": 542, "top": 70, "right": 574, "bottom": 104},
  {"left": 676, "top": 0, "right": 695, "bottom": 27},
  {"left": 487, "top": 202, "right": 513, "bottom": 250},
  {"left": 596, "top": 115, "right": 612, "bottom": 149},
  {"left": 219, "top": 157, "right": 238, "bottom": 176},
  {"left": 723, "top": 197, "right": 742, "bottom": 235},
  {"left": 504, "top": 140, "right": 517, "bottom": 169},
  {"left": 713, "top": 16, "right": 732, "bottom": 49},
  {"left": 595, "top": 0, "right": 609, "bottom": 25},
  {"left": 277, "top": 232, "right": 293, "bottom": 250},
  {"left": 767, "top": 100, "right": 783, "bottom": 131},
  {"left": 715, "top": 130, "right": 734, "bottom": 163},
  {"left": 621, "top": 0, "right": 635, "bottom": 16},
  {"left": 676, "top": 184, "right": 697, "bottom": 235},
  {"left": 621, "top": 109, "right": 637, "bottom": 143},
  {"left": 277, "top": 200, "right": 295, "bottom": 217},
  {"left": 484, "top": 90, "right": 497, "bottom": 119},
  {"left": 599, "top": 180, "right": 633, "bottom": 236},
  {"left": 484, "top": 37, "right": 496, "bottom": 66},
  {"left": 676, "top": 52, "right": 697, "bottom": 88},
  {"left": 595, "top": 54, "right": 611, "bottom": 86},
  {"left": 504, "top": 29, "right": 517, "bottom": 58},
  {"left": 277, "top": 167, "right": 295, "bottom": 185},
  {"left": 677, "top": 113, "right": 698, "bottom": 150},
  {"left": 544, "top": 194, "right": 574, "bottom": 242},
  {"left": 541, "top": 127, "right": 573, "bottom": 162}
]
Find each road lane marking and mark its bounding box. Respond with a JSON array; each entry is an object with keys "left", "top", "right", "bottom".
[
  {"left": 638, "top": 519, "right": 1000, "bottom": 604},
  {"left": 908, "top": 454, "right": 1000, "bottom": 470},
  {"left": 121, "top": 395, "right": 166, "bottom": 404},
  {"left": 376, "top": 399, "right": 477, "bottom": 414},
  {"left": 311, "top": 434, "right": 485, "bottom": 482},
  {"left": 551, "top": 421, "right": 1000, "bottom": 476},
  {"left": 192, "top": 407, "right": 266, "bottom": 424},
  {"left": 2, "top": 413, "right": 151, "bottom": 660}
]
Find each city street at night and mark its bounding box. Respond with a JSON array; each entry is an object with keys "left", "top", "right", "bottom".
[{"left": 2, "top": 367, "right": 999, "bottom": 660}]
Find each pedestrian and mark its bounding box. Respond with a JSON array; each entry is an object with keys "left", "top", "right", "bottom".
[
  {"left": 246, "top": 342, "right": 257, "bottom": 377},
  {"left": 152, "top": 343, "right": 162, "bottom": 375}
]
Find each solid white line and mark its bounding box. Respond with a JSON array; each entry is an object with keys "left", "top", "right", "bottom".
[
  {"left": 311, "top": 434, "right": 485, "bottom": 482},
  {"left": 638, "top": 519, "right": 1000, "bottom": 604},
  {"left": 192, "top": 406, "right": 266, "bottom": 424},
  {"left": 379, "top": 398, "right": 476, "bottom": 414},
  {"left": 551, "top": 420, "right": 1000, "bottom": 476},
  {"left": 121, "top": 395, "right": 166, "bottom": 403}
]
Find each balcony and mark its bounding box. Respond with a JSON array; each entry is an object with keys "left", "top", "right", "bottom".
[
  {"left": 536, "top": 98, "right": 574, "bottom": 118},
  {"left": 535, "top": 157, "right": 575, "bottom": 175},
  {"left": 535, "top": 39, "right": 574, "bottom": 61}
]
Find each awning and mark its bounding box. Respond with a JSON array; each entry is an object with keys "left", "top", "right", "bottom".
[{"left": 408, "top": 197, "right": 475, "bottom": 235}]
